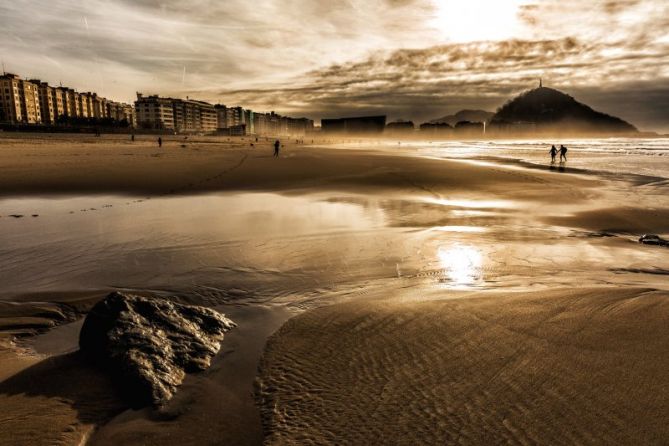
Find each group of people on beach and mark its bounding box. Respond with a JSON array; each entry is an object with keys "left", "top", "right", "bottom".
[{"left": 549, "top": 144, "right": 568, "bottom": 163}]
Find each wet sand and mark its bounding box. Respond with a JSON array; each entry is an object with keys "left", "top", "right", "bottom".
[
  {"left": 259, "top": 287, "right": 669, "bottom": 445},
  {"left": 0, "top": 133, "right": 599, "bottom": 199},
  {"left": 1, "top": 133, "right": 668, "bottom": 444}
]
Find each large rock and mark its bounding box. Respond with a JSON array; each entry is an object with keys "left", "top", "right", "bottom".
[{"left": 79, "top": 292, "right": 235, "bottom": 407}]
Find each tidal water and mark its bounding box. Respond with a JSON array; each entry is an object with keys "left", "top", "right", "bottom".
[
  {"left": 2, "top": 182, "right": 668, "bottom": 308},
  {"left": 336, "top": 137, "right": 669, "bottom": 179}
]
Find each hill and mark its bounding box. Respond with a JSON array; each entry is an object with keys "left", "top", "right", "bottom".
[
  {"left": 430, "top": 109, "right": 494, "bottom": 126},
  {"left": 489, "top": 87, "right": 637, "bottom": 135}
]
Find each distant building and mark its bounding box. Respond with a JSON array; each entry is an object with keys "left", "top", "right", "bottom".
[
  {"left": 0, "top": 73, "right": 132, "bottom": 127},
  {"left": 17, "top": 78, "right": 42, "bottom": 124},
  {"left": 227, "top": 106, "right": 245, "bottom": 128},
  {"left": 454, "top": 120, "right": 485, "bottom": 136},
  {"left": 215, "top": 104, "right": 228, "bottom": 130},
  {"left": 51, "top": 87, "right": 66, "bottom": 121},
  {"left": 0, "top": 74, "right": 24, "bottom": 123},
  {"left": 135, "top": 94, "right": 175, "bottom": 130},
  {"left": 29, "top": 80, "right": 56, "bottom": 124},
  {"left": 90, "top": 93, "right": 108, "bottom": 119},
  {"left": 385, "top": 120, "right": 415, "bottom": 134},
  {"left": 135, "top": 94, "right": 217, "bottom": 133},
  {"left": 228, "top": 124, "right": 247, "bottom": 136},
  {"left": 65, "top": 89, "right": 80, "bottom": 118},
  {"left": 106, "top": 101, "right": 135, "bottom": 126},
  {"left": 419, "top": 122, "right": 453, "bottom": 136},
  {"left": 244, "top": 109, "right": 254, "bottom": 134},
  {"left": 321, "top": 115, "right": 386, "bottom": 134},
  {"left": 287, "top": 117, "right": 314, "bottom": 136}
]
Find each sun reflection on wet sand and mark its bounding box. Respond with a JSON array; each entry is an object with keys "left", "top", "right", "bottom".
[
  {"left": 424, "top": 197, "right": 515, "bottom": 209},
  {"left": 429, "top": 226, "right": 487, "bottom": 233},
  {"left": 437, "top": 244, "right": 484, "bottom": 288}
]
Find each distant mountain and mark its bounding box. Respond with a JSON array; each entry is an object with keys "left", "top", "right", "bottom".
[
  {"left": 429, "top": 109, "right": 494, "bottom": 126},
  {"left": 489, "top": 87, "right": 637, "bottom": 134}
]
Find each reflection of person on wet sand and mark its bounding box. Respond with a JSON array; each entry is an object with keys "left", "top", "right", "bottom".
[
  {"left": 559, "top": 144, "right": 568, "bottom": 162},
  {"left": 549, "top": 145, "right": 557, "bottom": 163},
  {"left": 274, "top": 140, "right": 280, "bottom": 157}
]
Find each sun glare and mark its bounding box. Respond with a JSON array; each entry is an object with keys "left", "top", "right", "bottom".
[
  {"left": 431, "top": 0, "right": 526, "bottom": 42},
  {"left": 438, "top": 245, "right": 484, "bottom": 287}
]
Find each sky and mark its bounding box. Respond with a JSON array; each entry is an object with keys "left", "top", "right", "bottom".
[{"left": 1, "top": 0, "right": 667, "bottom": 131}]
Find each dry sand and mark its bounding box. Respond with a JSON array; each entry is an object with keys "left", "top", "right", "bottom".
[{"left": 259, "top": 287, "right": 669, "bottom": 445}]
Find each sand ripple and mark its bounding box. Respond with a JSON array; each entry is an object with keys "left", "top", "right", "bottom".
[{"left": 258, "top": 287, "right": 669, "bottom": 445}]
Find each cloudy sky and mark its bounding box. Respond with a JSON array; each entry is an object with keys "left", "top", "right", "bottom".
[{"left": 1, "top": 0, "right": 667, "bottom": 130}]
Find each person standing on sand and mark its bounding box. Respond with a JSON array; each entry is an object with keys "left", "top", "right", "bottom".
[
  {"left": 158, "top": 137, "right": 162, "bottom": 148},
  {"left": 549, "top": 145, "right": 558, "bottom": 163},
  {"left": 131, "top": 134, "right": 135, "bottom": 142},
  {"left": 274, "top": 140, "right": 280, "bottom": 157},
  {"left": 559, "top": 144, "right": 568, "bottom": 162}
]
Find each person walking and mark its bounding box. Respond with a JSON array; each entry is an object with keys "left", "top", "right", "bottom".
[
  {"left": 274, "top": 140, "right": 280, "bottom": 157},
  {"left": 559, "top": 144, "right": 568, "bottom": 162},
  {"left": 158, "top": 137, "right": 162, "bottom": 148},
  {"left": 549, "top": 145, "right": 557, "bottom": 163}
]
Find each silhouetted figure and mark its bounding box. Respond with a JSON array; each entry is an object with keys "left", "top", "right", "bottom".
[
  {"left": 274, "top": 140, "right": 280, "bottom": 157},
  {"left": 158, "top": 137, "right": 162, "bottom": 148},
  {"left": 131, "top": 134, "right": 135, "bottom": 142},
  {"left": 549, "top": 145, "right": 557, "bottom": 163},
  {"left": 559, "top": 144, "right": 568, "bottom": 162}
]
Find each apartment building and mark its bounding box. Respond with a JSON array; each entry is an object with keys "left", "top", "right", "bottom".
[
  {"left": 0, "top": 73, "right": 24, "bottom": 123},
  {"left": 29, "top": 80, "right": 57, "bottom": 124},
  {"left": 251, "top": 111, "right": 313, "bottom": 136},
  {"left": 51, "top": 87, "right": 65, "bottom": 121},
  {"left": 1, "top": 73, "right": 133, "bottom": 127},
  {"left": 0, "top": 74, "right": 43, "bottom": 124},
  {"left": 196, "top": 100, "right": 217, "bottom": 132},
  {"left": 19, "top": 78, "right": 41, "bottom": 123},
  {"left": 137, "top": 94, "right": 216, "bottom": 132},
  {"left": 135, "top": 93, "right": 175, "bottom": 130}
]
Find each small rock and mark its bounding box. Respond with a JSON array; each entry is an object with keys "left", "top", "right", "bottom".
[
  {"left": 79, "top": 292, "right": 235, "bottom": 407},
  {"left": 639, "top": 234, "right": 669, "bottom": 246}
]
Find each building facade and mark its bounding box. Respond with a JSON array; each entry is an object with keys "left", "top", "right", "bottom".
[
  {"left": 18, "top": 78, "right": 42, "bottom": 124},
  {"left": 29, "top": 80, "right": 57, "bottom": 124},
  {"left": 135, "top": 94, "right": 175, "bottom": 130},
  {"left": 135, "top": 94, "right": 219, "bottom": 132},
  {"left": 0, "top": 73, "right": 134, "bottom": 127},
  {"left": 0, "top": 74, "right": 24, "bottom": 123}
]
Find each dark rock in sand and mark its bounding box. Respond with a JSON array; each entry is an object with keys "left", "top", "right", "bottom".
[
  {"left": 639, "top": 234, "right": 669, "bottom": 247},
  {"left": 79, "top": 292, "right": 235, "bottom": 407}
]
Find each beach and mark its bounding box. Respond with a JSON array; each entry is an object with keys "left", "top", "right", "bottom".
[{"left": 1, "top": 133, "right": 668, "bottom": 445}]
